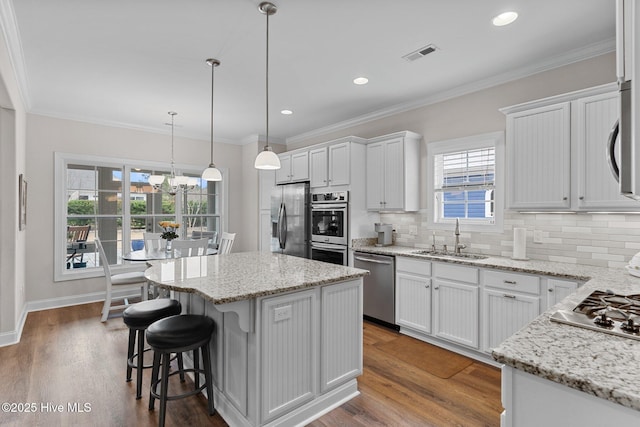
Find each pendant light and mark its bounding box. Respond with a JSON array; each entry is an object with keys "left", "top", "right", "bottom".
[
  {"left": 148, "top": 111, "right": 194, "bottom": 195},
  {"left": 202, "top": 58, "right": 223, "bottom": 181},
  {"left": 254, "top": 1, "right": 281, "bottom": 170}
]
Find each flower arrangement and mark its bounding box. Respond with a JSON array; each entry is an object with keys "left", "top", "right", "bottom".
[{"left": 159, "top": 221, "right": 180, "bottom": 240}]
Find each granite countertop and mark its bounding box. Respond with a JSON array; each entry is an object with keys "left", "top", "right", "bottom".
[
  {"left": 144, "top": 251, "right": 368, "bottom": 305},
  {"left": 355, "top": 244, "right": 640, "bottom": 411}
]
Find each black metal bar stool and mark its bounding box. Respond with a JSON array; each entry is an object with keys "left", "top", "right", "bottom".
[
  {"left": 147, "top": 314, "right": 215, "bottom": 427},
  {"left": 122, "top": 299, "right": 182, "bottom": 399}
]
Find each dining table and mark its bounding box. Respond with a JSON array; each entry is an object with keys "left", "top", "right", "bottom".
[{"left": 122, "top": 247, "right": 217, "bottom": 261}]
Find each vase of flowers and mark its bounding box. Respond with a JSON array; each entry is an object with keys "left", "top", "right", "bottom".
[{"left": 159, "top": 221, "right": 180, "bottom": 251}]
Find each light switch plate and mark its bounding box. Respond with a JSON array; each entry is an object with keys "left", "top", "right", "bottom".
[{"left": 533, "top": 230, "right": 543, "bottom": 243}]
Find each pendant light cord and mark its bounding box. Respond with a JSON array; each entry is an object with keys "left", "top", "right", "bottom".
[
  {"left": 170, "top": 111, "right": 176, "bottom": 178},
  {"left": 265, "top": 9, "right": 270, "bottom": 150},
  {"left": 210, "top": 61, "right": 215, "bottom": 165}
]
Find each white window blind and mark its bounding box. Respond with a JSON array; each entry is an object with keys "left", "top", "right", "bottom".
[{"left": 434, "top": 147, "right": 495, "bottom": 191}]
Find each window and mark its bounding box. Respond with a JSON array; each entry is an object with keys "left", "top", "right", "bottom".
[
  {"left": 427, "top": 132, "right": 504, "bottom": 232},
  {"left": 55, "top": 153, "right": 226, "bottom": 281}
]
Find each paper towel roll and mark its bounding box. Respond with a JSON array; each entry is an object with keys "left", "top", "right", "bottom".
[{"left": 512, "top": 228, "right": 527, "bottom": 260}]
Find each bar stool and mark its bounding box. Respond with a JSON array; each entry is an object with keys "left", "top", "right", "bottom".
[
  {"left": 122, "top": 299, "right": 182, "bottom": 399},
  {"left": 147, "top": 314, "right": 215, "bottom": 427}
]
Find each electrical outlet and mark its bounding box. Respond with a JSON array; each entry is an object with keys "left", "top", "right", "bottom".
[
  {"left": 274, "top": 305, "right": 291, "bottom": 322},
  {"left": 533, "top": 230, "right": 543, "bottom": 244}
]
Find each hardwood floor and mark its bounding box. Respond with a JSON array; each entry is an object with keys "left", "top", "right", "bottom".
[{"left": 0, "top": 303, "right": 501, "bottom": 426}]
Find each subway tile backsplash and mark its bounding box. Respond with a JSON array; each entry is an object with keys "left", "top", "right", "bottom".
[{"left": 380, "top": 211, "right": 640, "bottom": 268}]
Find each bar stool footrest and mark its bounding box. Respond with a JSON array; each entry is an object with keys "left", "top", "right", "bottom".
[{"left": 150, "top": 368, "right": 207, "bottom": 402}]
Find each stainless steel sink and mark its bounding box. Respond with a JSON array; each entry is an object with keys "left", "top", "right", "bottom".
[{"left": 412, "top": 250, "right": 488, "bottom": 260}]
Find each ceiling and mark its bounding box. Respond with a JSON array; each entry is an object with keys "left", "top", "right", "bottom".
[{"left": 5, "top": 0, "right": 615, "bottom": 145}]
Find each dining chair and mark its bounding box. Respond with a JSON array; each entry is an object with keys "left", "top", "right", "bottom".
[
  {"left": 217, "top": 232, "right": 236, "bottom": 255},
  {"left": 143, "top": 232, "right": 164, "bottom": 251},
  {"left": 66, "top": 225, "right": 91, "bottom": 268},
  {"left": 95, "top": 237, "right": 148, "bottom": 322},
  {"left": 171, "top": 238, "right": 209, "bottom": 257}
]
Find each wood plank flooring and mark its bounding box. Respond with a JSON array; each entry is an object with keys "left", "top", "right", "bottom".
[{"left": 0, "top": 303, "right": 501, "bottom": 426}]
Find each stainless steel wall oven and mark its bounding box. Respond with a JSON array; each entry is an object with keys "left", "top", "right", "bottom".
[{"left": 310, "top": 192, "right": 348, "bottom": 265}]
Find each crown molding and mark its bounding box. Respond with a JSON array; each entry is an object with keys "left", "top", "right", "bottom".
[
  {"left": 0, "top": 0, "right": 30, "bottom": 109},
  {"left": 286, "top": 38, "right": 616, "bottom": 146}
]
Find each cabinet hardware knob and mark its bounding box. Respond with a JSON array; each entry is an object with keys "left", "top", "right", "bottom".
[
  {"left": 434, "top": 286, "right": 439, "bottom": 290},
  {"left": 503, "top": 294, "right": 516, "bottom": 299},
  {"left": 563, "top": 197, "right": 568, "bottom": 200},
  {"left": 579, "top": 196, "right": 584, "bottom": 200},
  {"left": 548, "top": 288, "right": 554, "bottom": 292},
  {"left": 425, "top": 285, "right": 430, "bottom": 289},
  {"left": 503, "top": 280, "right": 517, "bottom": 285}
]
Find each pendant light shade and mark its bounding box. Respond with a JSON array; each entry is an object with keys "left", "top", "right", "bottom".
[
  {"left": 202, "top": 58, "right": 223, "bottom": 181},
  {"left": 255, "top": 2, "right": 281, "bottom": 170}
]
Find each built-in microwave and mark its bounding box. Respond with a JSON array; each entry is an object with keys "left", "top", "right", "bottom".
[{"left": 311, "top": 192, "right": 348, "bottom": 246}]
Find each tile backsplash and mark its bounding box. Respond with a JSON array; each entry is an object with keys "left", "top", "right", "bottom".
[{"left": 380, "top": 211, "right": 640, "bottom": 268}]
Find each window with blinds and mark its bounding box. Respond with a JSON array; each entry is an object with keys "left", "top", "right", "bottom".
[{"left": 434, "top": 146, "right": 495, "bottom": 222}]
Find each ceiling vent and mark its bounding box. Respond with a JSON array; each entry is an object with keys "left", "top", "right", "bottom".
[{"left": 402, "top": 44, "right": 439, "bottom": 62}]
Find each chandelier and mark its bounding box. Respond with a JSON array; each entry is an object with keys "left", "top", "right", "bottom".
[{"left": 148, "top": 111, "right": 197, "bottom": 195}]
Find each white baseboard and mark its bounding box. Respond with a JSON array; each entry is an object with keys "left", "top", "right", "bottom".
[{"left": 0, "top": 288, "right": 139, "bottom": 347}]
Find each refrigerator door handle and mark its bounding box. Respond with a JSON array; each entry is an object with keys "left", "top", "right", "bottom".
[
  {"left": 279, "top": 203, "right": 288, "bottom": 249},
  {"left": 607, "top": 119, "right": 620, "bottom": 182}
]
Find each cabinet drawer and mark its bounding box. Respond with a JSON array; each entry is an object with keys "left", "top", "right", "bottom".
[
  {"left": 483, "top": 270, "right": 540, "bottom": 295},
  {"left": 433, "top": 263, "right": 478, "bottom": 284},
  {"left": 396, "top": 256, "right": 431, "bottom": 276}
]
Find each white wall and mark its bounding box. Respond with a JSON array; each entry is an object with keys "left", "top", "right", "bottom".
[
  {"left": 24, "top": 114, "right": 243, "bottom": 303},
  {"left": 0, "top": 22, "right": 26, "bottom": 339}
]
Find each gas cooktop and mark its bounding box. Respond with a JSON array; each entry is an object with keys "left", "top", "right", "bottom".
[{"left": 550, "top": 290, "right": 640, "bottom": 341}]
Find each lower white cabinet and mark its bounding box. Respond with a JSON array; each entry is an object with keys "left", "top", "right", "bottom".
[
  {"left": 482, "top": 289, "right": 539, "bottom": 353},
  {"left": 261, "top": 289, "right": 318, "bottom": 422},
  {"left": 396, "top": 271, "right": 432, "bottom": 333},
  {"left": 433, "top": 279, "right": 479, "bottom": 348},
  {"left": 394, "top": 255, "right": 582, "bottom": 363},
  {"left": 546, "top": 278, "right": 578, "bottom": 308}
]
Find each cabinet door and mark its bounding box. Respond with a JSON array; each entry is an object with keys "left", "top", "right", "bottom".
[
  {"left": 309, "top": 147, "right": 328, "bottom": 188},
  {"left": 574, "top": 92, "right": 637, "bottom": 209},
  {"left": 261, "top": 289, "right": 317, "bottom": 422},
  {"left": 396, "top": 271, "right": 431, "bottom": 333},
  {"left": 482, "top": 289, "right": 539, "bottom": 353},
  {"left": 321, "top": 280, "right": 362, "bottom": 392},
  {"left": 290, "top": 151, "right": 309, "bottom": 181},
  {"left": 433, "top": 279, "right": 479, "bottom": 348},
  {"left": 276, "top": 154, "right": 291, "bottom": 183},
  {"left": 547, "top": 278, "right": 578, "bottom": 308},
  {"left": 508, "top": 103, "right": 571, "bottom": 210},
  {"left": 383, "top": 138, "right": 405, "bottom": 210},
  {"left": 366, "top": 142, "right": 386, "bottom": 210},
  {"left": 329, "top": 142, "right": 350, "bottom": 186}
]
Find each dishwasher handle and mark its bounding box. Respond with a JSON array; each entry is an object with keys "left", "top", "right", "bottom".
[{"left": 354, "top": 256, "right": 393, "bottom": 265}]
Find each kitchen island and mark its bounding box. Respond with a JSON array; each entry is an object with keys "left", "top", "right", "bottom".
[{"left": 144, "top": 252, "right": 368, "bottom": 427}]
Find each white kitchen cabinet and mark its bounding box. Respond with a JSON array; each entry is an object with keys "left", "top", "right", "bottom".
[
  {"left": 482, "top": 290, "right": 539, "bottom": 353},
  {"left": 573, "top": 91, "right": 638, "bottom": 209},
  {"left": 261, "top": 288, "right": 318, "bottom": 422},
  {"left": 546, "top": 278, "right": 578, "bottom": 308},
  {"left": 276, "top": 150, "right": 309, "bottom": 183},
  {"left": 366, "top": 131, "right": 421, "bottom": 211},
  {"left": 481, "top": 269, "right": 541, "bottom": 353},
  {"left": 432, "top": 263, "right": 479, "bottom": 349},
  {"left": 309, "top": 141, "right": 352, "bottom": 188},
  {"left": 396, "top": 257, "right": 432, "bottom": 334},
  {"left": 502, "top": 83, "right": 630, "bottom": 211},
  {"left": 506, "top": 102, "right": 571, "bottom": 210}
]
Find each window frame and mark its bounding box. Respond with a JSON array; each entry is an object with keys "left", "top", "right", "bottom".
[
  {"left": 54, "top": 152, "right": 228, "bottom": 282},
  {"left": 426, "top": 131, "right": 505, "bottom": 233}
]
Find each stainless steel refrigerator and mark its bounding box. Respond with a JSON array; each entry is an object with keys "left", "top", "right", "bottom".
[{"left": 271, "top": 182, "right": 310, "bottom": 258}]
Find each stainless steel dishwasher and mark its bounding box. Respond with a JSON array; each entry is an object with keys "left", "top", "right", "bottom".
[{"left": 354, "top": 251, "right": 397, "bottom": 329}]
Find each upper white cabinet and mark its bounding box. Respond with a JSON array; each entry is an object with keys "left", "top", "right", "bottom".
[
  {"left": 502, "top": 83, "right": 634, "bottom": 211},
  {"left": 276, "top": 151, "right": 309, "bottom": 183},
  {"left": 366, "top": 131, "right": 421, "bottom": 211},
  {"left": 309, "top": 141, "right": 354, "bottom": 188}
]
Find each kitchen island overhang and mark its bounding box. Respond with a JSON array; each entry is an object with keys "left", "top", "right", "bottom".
[{"left": 144, "top": 252, "right": 369, "bottom": 427}]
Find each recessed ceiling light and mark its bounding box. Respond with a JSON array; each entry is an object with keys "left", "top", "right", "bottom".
[
  {"left": 281, "top": 109, "right": 293, "bottom": 115},
  {"left": 492, "top": 11, "right": 518, "bottom": 26},
  {"left": 353, "top": 77, "right": 369, "bottom": 85}
]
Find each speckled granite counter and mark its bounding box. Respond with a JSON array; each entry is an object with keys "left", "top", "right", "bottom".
[
  {"left": 144, "top": 251, "right": 368, "bottom": 304},
  {"left": 354, "top": 245, "right": 640, "bottom": 412}
]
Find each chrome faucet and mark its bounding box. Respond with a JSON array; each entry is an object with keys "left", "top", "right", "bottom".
[{"left": 454, "top": 218, "right": 466, "bottom": 254}]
